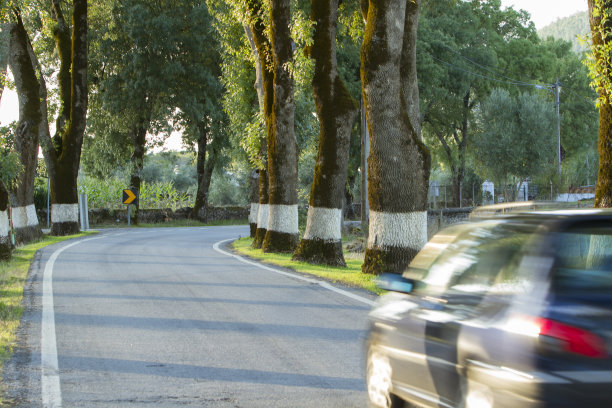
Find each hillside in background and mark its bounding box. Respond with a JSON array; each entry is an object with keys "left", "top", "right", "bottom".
[{"left": 539, "top": 11, "right": 589, "bottom": 54}]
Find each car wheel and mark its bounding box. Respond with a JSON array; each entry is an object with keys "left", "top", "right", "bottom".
[{"left": 366, "top": 346, "right": 404, "bottom": 408}]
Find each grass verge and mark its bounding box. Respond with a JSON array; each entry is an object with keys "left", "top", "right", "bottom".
[
  {"left": 0, "top": 232, "right": 94, "bottom": 372},
  {"left": 231, "top": 237, "right": 382, "bottom": 294}
]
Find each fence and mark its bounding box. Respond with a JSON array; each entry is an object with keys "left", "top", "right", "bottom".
[{"left": 427, "top": 182, "right": 595, "bottom": 210}]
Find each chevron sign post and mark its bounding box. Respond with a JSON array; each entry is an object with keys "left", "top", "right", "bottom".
[
  {"left": 122, "top": 189, "right": 138, "bottom": 205},
  {"left": 122, "top": 189, "right": 138, "bottom": 226}
]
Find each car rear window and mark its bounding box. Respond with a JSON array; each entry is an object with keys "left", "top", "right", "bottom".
[
  {"left": 411, "top": 221, "right": 535, "bottom": 296},
  {"left": 552, "top": 222, "right": 612, "bottom": 294}
]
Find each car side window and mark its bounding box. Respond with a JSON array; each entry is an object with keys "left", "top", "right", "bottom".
[
  {"left": 414, "top": 222, "right": 533, "bottom": 299},
  {"left": 552, "top": 221, "right": 612, "bottom": 294}
]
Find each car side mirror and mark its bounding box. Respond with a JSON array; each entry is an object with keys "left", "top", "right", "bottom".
[{"left": 376, "top": 273, "right": 415, "bottom": 294}]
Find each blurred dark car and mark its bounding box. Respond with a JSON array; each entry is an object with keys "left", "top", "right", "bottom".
[{"left": 366, "top": 207, "right": 612, "bottom": 408}]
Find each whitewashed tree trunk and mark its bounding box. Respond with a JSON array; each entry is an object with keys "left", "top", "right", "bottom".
[
  {"left": 361, "top": 0, "right": 431, "bottom": 274},
  {"left": 292, "top": 0, "right": 359, "bottom": 266}
]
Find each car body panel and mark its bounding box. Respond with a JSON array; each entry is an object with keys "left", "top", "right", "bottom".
[{"left": 366, "top": 209, "right": 612, "bottom": 408}]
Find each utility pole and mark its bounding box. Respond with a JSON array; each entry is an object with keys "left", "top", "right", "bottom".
[{"left": 552, "top": 78, "right": 561, "bottom": 175}]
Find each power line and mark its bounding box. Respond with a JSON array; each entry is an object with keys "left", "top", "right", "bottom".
[
  {"left": 428, "top": 53, "right": 549, "bottom": 89},
  {"left": 435, "top": 43, "right": 543, "bottom": 87}
]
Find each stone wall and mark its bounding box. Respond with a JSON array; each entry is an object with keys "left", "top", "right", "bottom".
[
  {"left": 343, "top": 207, "right": 472, "bottom": 240},
  {"left": 37, "top": 206, "right": 249, "bottom": 226},
  {"left": 36, "top": 204, "right": 471, "bottom": 233},
  {"left": 426, "top": 208, "right": 472, "bottom": 239}
]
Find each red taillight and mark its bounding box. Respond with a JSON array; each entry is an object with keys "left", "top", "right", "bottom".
[{"left": 537, "top": 318, "right": 608, "bottom": 358}]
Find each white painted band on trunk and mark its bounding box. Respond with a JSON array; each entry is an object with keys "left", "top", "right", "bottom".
[
  {"left": 303, "top": 206, "right": 342, "bottom": 241},
  {"left": 267, "top": 204, "right": 298, "bottom": 234},
  {"left": 51, "top": 204, "right": 79, "bottom": 223},
  {"left": 367, "top": 210, "right": 428, "bottom": 250},
  {"left": 0, "top": 211, "right": 8, "bottom": 237},
  {"left": 256, "top": 204, "right": 269, "bottom": 229},
  {"left": 249, "top": 203, "right": 259, "bottom": 224},
  {"left": 11, "top": 205, "right": 39, "bottom": 228}
]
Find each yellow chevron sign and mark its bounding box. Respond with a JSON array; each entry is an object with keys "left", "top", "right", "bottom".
[{"left": 122, "top": 189, "right": 137, "bottom": 205}]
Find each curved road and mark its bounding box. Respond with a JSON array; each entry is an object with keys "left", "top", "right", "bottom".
[{"left": 2, "top": 226, "right": 374, "bottom": 407}]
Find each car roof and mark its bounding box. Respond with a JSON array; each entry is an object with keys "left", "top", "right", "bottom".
[{"left": 470, "top": 202, "right": 612, "bottom": 223}]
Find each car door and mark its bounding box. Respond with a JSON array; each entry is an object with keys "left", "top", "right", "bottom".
[
  {"left": 383, "top": 227, "right": 491, "bottom": 407},
  {"left": 396, "top": 221, "right": 531, "bottom": 407}
]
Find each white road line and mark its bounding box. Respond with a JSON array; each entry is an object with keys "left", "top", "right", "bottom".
[
  {"left": 213, "top": 239, "right": 377, "bottom": 307},
  {"left": 41, "top": 237, "right": 101, "bottom": 408}
]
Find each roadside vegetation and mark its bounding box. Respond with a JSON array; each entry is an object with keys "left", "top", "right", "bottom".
[
  {"left": 0, "top": 233, "right": 92, "bottom": 374},
  {"left": 232, "top": 234, "right": 381, "bottom": 295},
  {"left": 2, "top": 0, "right": 611, "bottom": 271}
]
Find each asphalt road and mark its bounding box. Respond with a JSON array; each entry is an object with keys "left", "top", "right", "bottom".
[{"left": 2, "top": 226, "right": 376, "bottom": 407}]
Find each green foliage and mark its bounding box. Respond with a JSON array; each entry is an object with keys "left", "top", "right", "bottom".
[
  {"left": 0, "top": 123, "right": 21, "bottom": 189},
  {"left": 142, "top": 152, "right": 197, "bottom": 193},
  {"left": 419, "top": 0, "right": 598, "bottom": 196},
  {"left": 472, "top": 89, "right": 556, "bottom": 187},
  {"left": 33, "top": 177, "right": 48, "bottom": 212},
  {"left": 78, "top": 176, "right": 191, "bottom": 211},
  {"left": 539, "top": 11, "right": 590, "bottom": 54},
  {"left": 208, "top": 169, "right": 249, "bottom": 206},
  {"left": 84, "top": 0, "right": 225, "bottom": 180},
  {"left": 585, "top": 0, "right": 612, "bottom": 107}
]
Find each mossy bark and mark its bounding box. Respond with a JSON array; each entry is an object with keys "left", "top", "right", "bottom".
[
  {"left": 589, "top": 0, "right": 612, "bottom": 208},
  {"left": 262, "top": 0, "right": 299, "bottom": 253},
  {"left": 14, "top": 226, "right": 41, "bottom": 244},
  {"left": 292, "top": 0, "right": 358, "bottom": 266},
  {"left": 0, "top": 182, "right": 10, "bottom": 261},
  {"left": 8, "top": 19, "right": 42, "bottom": 243},
  {"left": 594, "top": 102, "right": 612, "bottom": 207},
  {"left": 263, "top": 230, "right": 299, "bottom": 254},
  {"left": 249, "top": 170, "right": 259, "bottom": 238},
  {"left": 0, "top": 236, "right": 9, "bottom": 261},
  {"left": 128, "top": 100, "right": 153, "bottom": 225},
  {"left": 21, "top": 0, "right": 89, "bottom": 236},
  {"left": 294, "top": 239, "right": 346, "bottom": 267},
  {"left": 191, "top": 124, "right": 218, "bottom": 221},
  {"left": 51, "top": 0, "right": 71, "bottom": 141},
  {"left": 361, "top": 0, "right": 430, "bottom": 275},
  {"left": 0, "top": 23, "right": 9, "bottom": 98},
  {"left": 253, "top": 169, "right": 268, "bottom": 248},
  {"left": 246, "top": 0, "right": 273, "bottom": 249}
]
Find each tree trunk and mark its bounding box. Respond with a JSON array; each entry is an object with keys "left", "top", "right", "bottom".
[
  {"left": 589, "top": 0, "right": 612, "bottom": 208},
  {"left": 127, "top": 95, "right": 154, "bottom": 225},
  {"left": 249, "top": 170, "right": 259, "bottom": 237},
  {"left": 192, "top": 127, "right": 218, "bottom": 222},
  {"left": 253, "top": 169, "right": 269, "bottom": 248},
  {"left": 192, "top": 124, "right": 209, "bottom": 220},
  {"left": 361, "top": 0, "right": 431, "bottom": 275},
  {"left": 245, "top": 0, "right": 273, "bottom": 248},
  {"left": 129, "top": 117, "right": 148, "bottom": 225},
  {"left": 345, "top": 175, "right": 356, "bottom": 220},
  {"left": 51, "top": 0, "right": 72, "bottom": 143},
  {"left": 243, "top": 22, "right": 264, "bottom": 238},
  {"left": 7, "top": 20, "right": 42, "bottom": 244},
  {"left": 0, "top": 23, "right": 10, "bottom": 98},
  {"left": 594, "top": 102, "right": 612, "bottom": 207},
  {"left": 262, "top": 0, "right": 299, "bottom": 253},
  {"left": 27, "top": 0, "right": 88, "bottom": 236},
  {"left": 292, "top": 0, "right": 358, "bottom": 266},
  {"left": 0, "top": 181, "right": 10, "bottom": 261}
]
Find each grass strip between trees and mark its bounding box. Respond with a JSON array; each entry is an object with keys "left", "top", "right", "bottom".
[
  {"left": 232, "top": 237, "right": 382, "bottom": 295},
  {"left": 0, "top": 232, "right": 94, "bottom": 376}
]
